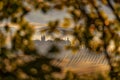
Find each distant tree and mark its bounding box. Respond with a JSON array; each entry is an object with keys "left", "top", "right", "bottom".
[{"left": 0, "top": 0, "right": 120, "bottom": 80}]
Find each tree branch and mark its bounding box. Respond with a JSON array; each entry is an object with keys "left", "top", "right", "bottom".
[
  {"left": 90, "top": 2, "right": 115, "bottom": 80},
  {"left": 107, "top": 0, "right": 120, "bottom": 21}
]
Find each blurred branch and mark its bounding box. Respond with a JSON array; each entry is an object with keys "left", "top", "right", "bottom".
[
  {"left": 107, "top": 0, "right": 120, "bottom": 21},
  {"left": 90, "top": 2, "right": 115, "bottom": 80}
]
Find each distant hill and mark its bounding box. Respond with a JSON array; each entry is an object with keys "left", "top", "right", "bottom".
[{"left": 34, "top": 36, "right": 110, "bottom": 75}]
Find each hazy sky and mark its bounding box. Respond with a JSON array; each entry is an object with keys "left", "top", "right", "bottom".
[
  {"left": 25, "top": 4, "right": 115, "bottom": 25},
  {"left": 25, "top": 9, "right": 70, "bottom": 25}
]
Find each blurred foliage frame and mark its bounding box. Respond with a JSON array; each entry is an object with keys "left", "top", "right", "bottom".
[{"left": 0, "top": 0, "right": 120, "bottom": 80}]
